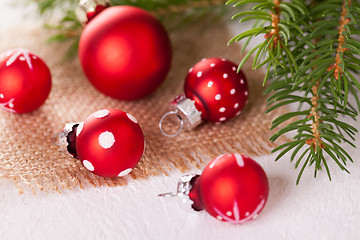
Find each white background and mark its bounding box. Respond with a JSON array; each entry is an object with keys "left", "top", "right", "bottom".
[{"left": 1, "top": 1, "right": 360, "bottom": 239}]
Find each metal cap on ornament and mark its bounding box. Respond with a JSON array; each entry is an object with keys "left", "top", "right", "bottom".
[
  {"left": 52, "top": 122, "right": 80, "bottom": 158},
  {"left": 159, "top": 95, "right": 202, "bottom": 137},
  {"left": 158, "top": 174, "right": 199, "bottom": 198},
  {"left": 75, "top": 0, "right": 110, "bottom": 24}
]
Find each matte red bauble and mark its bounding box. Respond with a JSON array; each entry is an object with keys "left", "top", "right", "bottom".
[
  {"left": 184, "top": 58, "right": 248, "bottom": 122},
  {"left": 79, "top": 6, "right": 172, "bottom": 100},
  {"left": 0, "top": 49, "right": 51, "bottom": 113},
  {"left": 56, "top": 109, "right": 145, "bottom": 178},
  {"left": 160, "top": 153, "right": 269, "bottom": 224},
  {"left": 159, "top": 58, "right": 248, "bottom": 137}
]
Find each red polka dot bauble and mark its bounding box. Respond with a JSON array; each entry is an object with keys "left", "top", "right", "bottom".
[
  {"left": 160, "top": 153, "right": 269, "bottom": 224},
  {"left": 159, "top": 58, "right": 248, "bottom": 137},
  {"left": 56, "top": 109, "right": 145, "bottom": 178},
  {"left": 185, "top": 58, "right": 248, "bottom": 122},
  {"left": 79, "top": 6, "right": 172, "bottom": 100},
  {"left": 0, "top": 49, "right": 51, "bottom": 113}
]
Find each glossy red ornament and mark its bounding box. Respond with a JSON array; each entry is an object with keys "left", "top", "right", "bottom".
[
  {"left": 160, "top": 153, "right": 269, "bottom": 224},
  {"left": 0, "top": 49, "right": 51, "bottom": 113},
  {"left": 79, "top": 6, "right": 172, "bottom": 100},
  {"left": 56, "top": 109, "right": 145, "bottom": 178},
  {"left": 185, "top": 58, "right": 248, "bottom": 122}
]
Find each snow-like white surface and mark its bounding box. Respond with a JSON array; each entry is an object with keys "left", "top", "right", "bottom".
[{"left": 1, "top": 2, "right": 360, "bottom": 239}]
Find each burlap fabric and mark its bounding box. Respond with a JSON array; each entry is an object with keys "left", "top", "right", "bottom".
[{"left": 0, "top": 19, "right": 285, "bottom": 194}]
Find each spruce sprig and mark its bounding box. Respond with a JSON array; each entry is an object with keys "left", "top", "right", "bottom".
[
  {"left": 228, "top": 0, "right": 360, "bottom": 183},
  {"left": 27, "top": 0, "right": 226, "bottom": 57}
]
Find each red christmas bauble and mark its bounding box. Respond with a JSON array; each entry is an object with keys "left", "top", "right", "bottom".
[
  {"left": 79, "top": 6, "right": 172, "bottom": 100},
  {"left": 75, "top": 109, "right": 145, "bottom": 177},
  {"left": 184, "top": 58, "right": 248, "bottom": 122},
  {"left": 189, "top": 153, "right": 269, "bottom": 224},
  {"left": 0, "top": 49, "right": 51, "bottom": 113}
]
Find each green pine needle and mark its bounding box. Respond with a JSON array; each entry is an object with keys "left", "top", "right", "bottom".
[{"left": 229, "top": 0, "right": 359, "bottom": 184}]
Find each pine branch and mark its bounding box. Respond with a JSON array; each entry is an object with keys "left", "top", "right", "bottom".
[
  {"left": 27, "top": 0, "right": 227, "bottom": 57},
  {"left": 229, "top": 0, "right": 360, "bottom": 183}
]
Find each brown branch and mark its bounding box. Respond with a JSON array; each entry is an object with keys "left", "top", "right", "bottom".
[
  {"left": 306, "top": 81, "right": 325, "bottom": 149},
  {"left": 265, "top": 0, "right": 281, "bottom": 48},
  {"left": 327, "top": 0, "right": 352, "bottom": 80}
]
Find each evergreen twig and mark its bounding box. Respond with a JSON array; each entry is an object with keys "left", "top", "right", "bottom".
[
  {"left": 228, "top": 0, "right": 359, "bottom": 183},
  {"left": 26, "top": 0, "right": 227, "bottom": 57}
]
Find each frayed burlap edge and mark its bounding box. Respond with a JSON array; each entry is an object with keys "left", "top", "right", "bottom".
[{"left": 0, "top": 18, "right": 288, "bottom": 194}]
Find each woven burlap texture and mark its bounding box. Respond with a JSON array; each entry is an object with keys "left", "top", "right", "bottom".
[{"left": 0, "top": 20, "right": 284, "bottom": 194}]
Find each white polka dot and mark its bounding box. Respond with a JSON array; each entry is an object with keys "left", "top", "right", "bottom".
[
  {"left": 98, "top": 131, "right": 115, "bottom": 149},
  {"left": 245, "top": 91, "right": 248, "bottom": 96},
  {"left": 209, "top": 154, "right": 224, "bottom": 169},
  {"left": 226, "top": 211, "right": 232, "bottom": 217},
  {"left": 245, "top": 212, "right": 250, "bottom": 217},
  {"left": 32, "top": 56, "right": 37, "bottom": 59},
  {"left": 197, "top": 71, "right": 203, "bottom": 78},
  {"left": 207, "top": 81, "right": 214, "bottom": 88},
  {"left": 8, "top": 102, "right": 14, "bottom": 108},
  {"left": 83, "top": 160, "right": 94, "bottom": 172},
  {"left": 230, "top": 89, "right": 236, "bottom": 95},
  {"left": 219, "top": 107, "right": 226, "bottom": 113},
  {"left": 240, "top": 79, "right": 245, "bottom": 84},
  {"left": 202, "top": 58, "right": 206, "bottom": 61},
  {"left": 234, "top": 103, "right": 239, "bottom": 109},
  {"left": 19, "top": 56, "right": 25, "bottom": 61},
  {"left": 76, "top": 122, "right": 84, "bottom": 136},
  {"left": 219, "top": 117, "right": 226, "bottom": 122},
  {"left": 210, "top": 63, "right": 216, "bottom": 67},
  {"left": 217, "top": 216, "right": 223, "bottom": 220},
  {"left": 118, "top": 168, "right": 132, "bottom": 177},
  {"left": 234, "top": 153, "right": 245, "bottom": 167},
  {"left": 189, "top": 68, "right": 193, "bottom": 73},
  {"left": 236, "top": 111, "right": 242, "bottom": 116},
  {"left": 215, "top": 94, "right": 221, "bottom": 100},
  {"left": 93, "top": 109, "right": 110, "bottom": 119},
  {"left": 126, "top": 113, "right": 138, "bottom": 124},
  {"left": 232, "top": 66, "right": 237, "bottom": 72},
  {"left": 223, "top": 73, "right": 228, "bottom": 79},
  {"left": 0, "top": 93, "right": 4, "bottom": 99},
  {"left": 221, "top": 58, "right": 226, "bottom": 62}
]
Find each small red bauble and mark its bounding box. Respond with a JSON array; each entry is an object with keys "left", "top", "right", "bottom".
[
  {"left": 160, "top": 153, "right": 269, "bottom": 224},
  {"left": 79, "top": 6, "right": 172, "bottom": 100},
  {"left": 159, "top": 58, "right": 248, "bottom": 137},
  {"left": 56, "top": 109, "right": 145, "bottom": 178},
  {"left": 184, "top": 58, "right": 248, "bottom": 122},
  {"left": 0, "top": 49, "right": 51, "bottom": 113}
]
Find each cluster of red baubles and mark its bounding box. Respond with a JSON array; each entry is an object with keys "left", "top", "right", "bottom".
[{"left": 1, "top": 1, "right": 269, "bottom": 225}]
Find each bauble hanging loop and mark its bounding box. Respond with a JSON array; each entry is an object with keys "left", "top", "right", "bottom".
[
  {"left": 159, "top": 153, "right": 269, "bottom": 224},
  {"left": 160, "top": 58, "right": 248, "bottom": 137},
  {"left": 54, "top": 109, "right": 145, "bottom": 178}
]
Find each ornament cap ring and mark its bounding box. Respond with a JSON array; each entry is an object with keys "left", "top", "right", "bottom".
[{"left": 159, "top": 110, "right": 184, "bottom": 138}]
